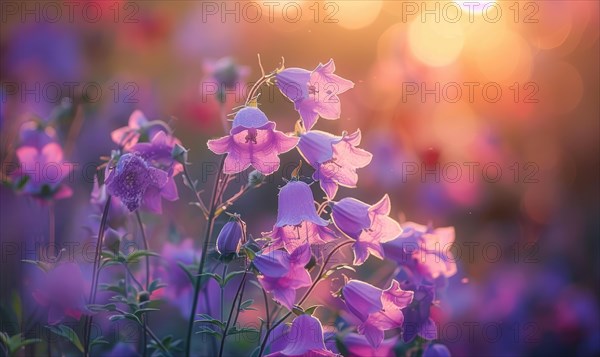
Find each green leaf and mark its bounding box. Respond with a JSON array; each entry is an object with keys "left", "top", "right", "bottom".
[
  {"left": 197, "top": 272, "right": 222, "bottom": 286},
  {"left": 292, "top": 306, "right": 304, "bottom": 316},
  {"left": 148, "top": 279, "right": 167, "bottom": 293},
  {"left": 46, "top": 325, "right": 84, "bottom": 353},
  {"left": 195, "top": 327, "right": 221, "bottom": 337},
  {"left": 323, "top": 264, "right": 356, "bottom": 279},
  {"left": 21, "top": 259, "right": 51, "bottom": 272},
  {"left": 226, "top": 326, "right": 260, "bottom": 336},
  {"left": 304, "top": 305, "right": 321, "bottom": 316},
  {"left": 194, "top": 314, "right": 225, "bottom": 329},
  {"left": 87, "top": 303, "right": 117, "bottom": 312},
  {"left": 238, "top": 299, "right": 256, "bottom": 312},
  {"left": 126, "top": 250, "right": 159, "bottom": 264},
  {"left": 223, "top": 271, "right": 245, "bottom": 286},
  {"left": 90, "top": 336, "right": 110, "bottom": 347}
]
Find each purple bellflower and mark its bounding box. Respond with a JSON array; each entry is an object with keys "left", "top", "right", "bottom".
[
  {"left": 297, "top": 129, "right": 372, "bottom": 199},
  {"left": 330, "top": 194, "right": 402, "bottom": 265},
  {"left": 265, "top": 180, "right": 336, "bottom": 253},
  {"left": 276, "top": 59, "right": 354, "bottom": 129},
  {"left": 423, "top": 343, "right": 451, "bottom": 357},
  {"left": 342, "top": 279, "right": 414, "bottom": 348},
  {"left": 253, "top": 244, "right": 312, "bottom": 310},
  {"left": 401, "top": 285, "right": 438, "bottom": 342},
  {"left": 216, "top": 219, "right": 244, "bottom": 256},
  {"left": 265, "top": 314, "right": 338, "bottom": 357},
  {"left": 111, "top": 110, "right": 163, "bottom": 150},
  {"left": 343, "top": 333, "right": 398, "bottom": 357},
  {"left": 207, "top": 106, "right": 298, "bottom": 175}
]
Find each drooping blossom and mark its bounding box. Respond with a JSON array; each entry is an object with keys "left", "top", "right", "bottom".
[
  {"left": 32, "top": 263, "right": 87, "bottom": 325},
  {"left": 265, "top": 314, "right": 338, "bottom": 357},
  {"left": 401, "top": 285, "right": 438, "bottom": 342},
  {"left": 342, "top": 279, "right": 414, "bottom": 348},
  {"left": 330, "top": 195, "right": 402, "bottom": 265},
  {"left": 110, "top": 110, "right": 164, "bottom": 150},
  {"left": 105, "top": 153, "right": 170, "bottom": 213},
  {"left": 201, "top": 57, "right": 250, "bottom": 104},
  {"left": 12, "top": 142, "right": 73, "bottom": 201},
  {"left": 297, "top": 129, "right": 372, "bottom": 199},
  {"left": 383, "top": 222, "right": 457, "bottom": 283},
  {"left": 343, "top": 333, "right": 398, "bottom": 357},
  {"left": 207, "top": 106, "right": 298, "bottom": 175},
  {"left": 276, "top": 59, "right": 354, "bottom": 129},
  {"left": 264, "top": 180, "right": 336, "bottom": 253},
  {"left": 19, "top": 120, "right": 57, "bottom": 149},
  {"left": 253, "top": 244, "right": 312, "bottom": 310},
  {"left": 216, "top": 219, "right": 244, "bottom": 256},
  {"left": 423, "top": 343, "right": 451, "bottom": 357}
]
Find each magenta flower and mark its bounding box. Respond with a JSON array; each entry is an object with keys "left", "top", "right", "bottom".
[
  {"left": 253, "top": 244, "right": 312, "bottom": 310},
  {"left": 13, "top": 142, "right": 72, "bottom": 201},
  {"left": 111, "top": 110, "right": 163, "bottom": 150},
  {"left": 383, "top": 222, "right": 457, "bottom": 282},
  {"left": 265, "top": 180, "right": 336, "bottom": 253},
  {"left": 216, "top": 219, "right": 244, "bottom": 256},
  {"left": 32, "top": 263, "right": 87, "bottom": 325},
  {"left": 297, "top": 129, "right": 372, "bottom": 199},
  {"left": 265, "top": 314, "right": 337, "bottom": 357},
  {"left": 276, "top": 59, "right": 354, "bottom": 129},
  {"left": 105, "top": 153, "right": 170, "bottom": 213},
  {"left": 207, "top": 106, "right": 298, "bottom": 175},
  {"left": 342, "top": 279, "right": 414, "bottom": 348},
  {"left": 343, "top": 333, "right": 398, "bottom": 357},
  {"left": 330, "top": 195, "right": 402, "bottom": 265}
]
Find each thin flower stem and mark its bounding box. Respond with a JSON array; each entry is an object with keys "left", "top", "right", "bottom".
[
  {"left": 134, "top": 211, "right": 151, "bottom": 289},
  {"left": 261, "top": 288, "right": 270, "bottom": 332},
  {"left": 123, "top": 264, "right": 144, "bottom": 291},
  {"left": 84, "top": 198, "right": 112, "bottom": 357},
  {"left": 220, "top": 264, "right": 227, "bottom": 322},
  {"left": 257, "top": 240, "right": 353, "bottom": 356},
  {"left": 115, "top": 308, "right": 173, "bottom": 357},
  {"left": 48, "top": 203, "right": 55, "bottom": 260},
  {"left": 218, "top": 269, "right": 249, "bottom": 357},
  {"left": 182, "top": 164, "right": 209, "bottom": 219}
]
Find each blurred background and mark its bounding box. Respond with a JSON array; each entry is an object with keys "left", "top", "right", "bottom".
[{"left": 1, "top": 1, "right": 598, "bottom": 356}]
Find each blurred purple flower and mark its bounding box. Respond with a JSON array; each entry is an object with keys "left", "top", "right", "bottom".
[
  {"left": 330, "top": 195, "right": 402, "bottom": 265},
  {"left": 19, "top": 121, "right": 57, "bottom": 149},
  {"left": 216, "top": 219, "right": 244, "bottom": 256},
  {"left": 402, "top": 285, "right": 437, "bottom": 342},
  {"left": 253, "top": 244, "right": 312, "bottom": 310},
  {"left": 111, "top": 110, "right": 163, "bottom": 150},
  {"left": 265, "top": 314, "right": 337, "bottom": 357},
  {"left": 343, "top": 333, "right": 398, "bottom": 357},
  {"left": 105, "top": 153, "right": 170, "bottom": 213},
  {"left": 383, "top": 222, "right": 457, "bottom": 282},
  {"left": 342, "top": 279, "right": 413, "bottom": 348},
  {"left": 265, "top": 180, "right": 336, "bottom": 253},
  {"left": 13, "top": 142, "right": 72, "bottom": 201},
  {"left": 423, "top": 343, "right": 451, "bottom": 357},
  {"left": 202, "top": 57, "right": 250, "bottom": 104},
  {"left": 297, "top": 129, "right": 372, "bottom": 199},
  {"left": 276, "top": 59, "right": 354, "bottom": 129},
  {"left": 32, "top": 263, "right": 87, "bottom": 325},
  {"left": 207, "top": 106, "right": 298, "bottom": 175}
]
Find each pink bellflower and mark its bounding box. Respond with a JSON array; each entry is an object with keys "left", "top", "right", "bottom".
[{"left": 265, "top": 314, "right": 338, "bottom": 357}]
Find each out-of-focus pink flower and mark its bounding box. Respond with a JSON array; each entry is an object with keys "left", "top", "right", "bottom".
[
  {"left": 297, "top": 129, "right": 372, "bottom": 199},
  {"left": 330, "top": 195, "right": 402, "bottom": 265},
  {"left": 19, "top": 120, "right": 57, "bottom": 149},
  {"left": 32, "top": 263, "right": 87, "bottom": 325},
  {"left": 265, "top": 314, "right": 338, "bottom": 357},
  {"left": 265, "top": 180, "right": 336, "bottom": 253},
  {"left": 253, "top": 244, "right": 312, "bottom": 310},
  {"left": 383, "top": 222, "right": 457, "bottom": 282},
  {"left": 207, "top": 106, "right": 298, "bottom": 175},
  {"left": 342, "top": 279, "right": 413, "bottom": 348},
  {"left": 344, "top": 333, "right": 398, "bottom": 357},
  {"left": 110, "top": 110, "right": 163, "bottom": 150},
  {"left": 13, "top": 142, "right": 72, "bottom": 201},
  {"left": 276, "top": 59, "right": 354, "bottom": 130}
]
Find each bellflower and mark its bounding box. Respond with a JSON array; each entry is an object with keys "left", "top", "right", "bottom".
[
  {"left": 343, "top": 333, "right": 398, "bottom": 357},
  {"left": 216, "top": 219, "right": 244, "bottom": 256},
  {"left": 253, "top": 244, "right": 312, "bottom": 310},
  {"left": 105, "top": 153, "right": 170, "bottom": 213},
  {"left": 265, "top": 314, "right": 337, "bottom": 357},
  {"left": 423, "top": 344, "right": 451, "bottom": 357},
  {"left": 330, "top": 195, "right": 402, "bottom": 265},
  {"left": 13, "top": 142, "right": 73, "bottom": 201},
  {"left": 32, "top": 263, "right": 87, "bottom": 325},
  {"left": 402, "top": 285, "right": 438, "bottom": 342},
  {"left": 342, "top": 279, "right": 414, "bottom": 348},
  {"left": 383, "top": 222, "right": 457, "bottom": 282},
  {"left": 111, "top": 110, "right": 163, "bottom": 150},
  {"left": 207, "top": 106, "right": 298, "bottom": 175},
  {"left": 297, "top": 129, "right": 372, "bottom": 199},
  {"left": 19, "top": 120, "right": 56, "bottom": 149},
  {"left": 276, "top": 59, "right": 354, "bottom": 129},
  {"left": 265, "top": 180, "right": 336, "bottom": 252}
]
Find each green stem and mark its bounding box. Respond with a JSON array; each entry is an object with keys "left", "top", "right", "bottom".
[
  {"left": 218, "top": 270, "right": 249, "bottom": 357},
  {"left": 182, "top": 164, "right": 209, "bottom": 219},
  {"left": 135, "top": 211, "right": 150, "bottom": 357}
]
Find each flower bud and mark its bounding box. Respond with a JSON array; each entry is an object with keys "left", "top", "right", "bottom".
[
  {"left": 171, "top": 143, "right": 189, "bottom": 165},
  {"left": 137, "top": 290, "right": 150, "bottom": 303},
  {"left": 216, "top": 220, "right": 244, "bottom": 257},
  {"left": 247, "top": 170, "right": 266, "bottom": 188},
  {"left": 104, "top": 228, "right": 121, "bottom": 254}
]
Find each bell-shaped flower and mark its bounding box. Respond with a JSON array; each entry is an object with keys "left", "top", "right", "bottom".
[
  {"left": 266, "top": 314, "right": 338, "bottom": 357},
  {"left": 297, "top": 129, "right": 372, "bottom": 199},
  {"left": 265, "top": 180, "right": 336, "bottom": 253},
  {"left": 19, "top": 120, "right": 57, "bottom": 149},
  {"left": 216, "top": 219, "right": 244, "bottom": 256},
  {"left": 207, "top": 106, "right": 298, "bottom": 175},
  {"left": 343, "top": 333, "right": 398, "bottom": 357},
  {"left": 32, "top": 263, "right": 87, "bottom": 325},
  {"left": 330, "top": 195, "right": 402, "bottom": 265},
  {"left": 342, "top": 279, "right": 414, "bottom": 348},
  {"left": 253, "top": 244, "right": 312, "bottom": 310},
  {"left": 383, "top": 222, "right": 457, "bottom": 282},
  {"left": 111, "top": 110, "right": 164, "bottom": 150},
  {"left": 276, "top": 59, "right": 354, "bottom": 129},
  {"left": 12, "top": 142, "right": 73, "bottom": 201},
  {"left": 105, "top": 153, "right": 170, "bottom": 213},
  {"left": 401, "top": 285, "right": 438, "bottom": 342},
  {"left": 423, "top": 344, "right": 451, "bottom": 357}
]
